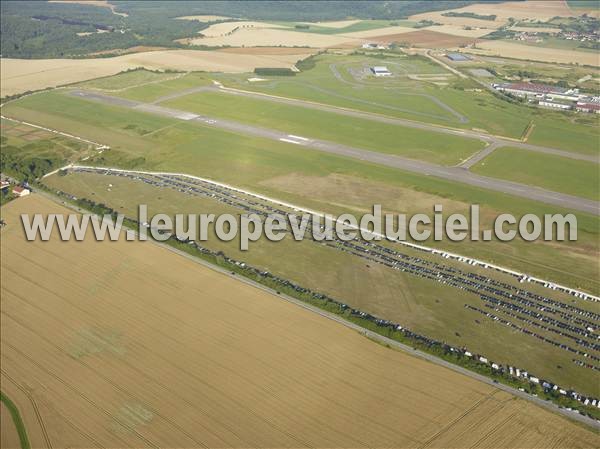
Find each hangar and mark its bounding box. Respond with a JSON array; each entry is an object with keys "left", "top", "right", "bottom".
[{"left": 371, "top": 66, "right": 392, "bottom": 77}]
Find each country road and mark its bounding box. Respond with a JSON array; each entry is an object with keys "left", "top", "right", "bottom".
[{"left": 68, "top": 89, "right": 600, "bottom": 215}]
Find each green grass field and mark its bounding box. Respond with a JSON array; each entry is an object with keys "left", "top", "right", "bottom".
[
  {"left": 472, "top": 147, "right": 600, "bottom": 201},
  {"left": 75, "top": 69, "right": 183, "bottom": 91},
  {"left": 3, "top": 89, "right": 598, "bottom": 295},
  {"left": 208, "top": 54, "right": 598, "bottom": 153},
  {"left": 95, "top": 54, "right": 598, "bottom": 156},
  {"left": 108, "top": 72, "right": 212, "bottom": 102},
  {"left": 268, "top": 19, "right": 417, "bottom": 34},
  {"left": 42, "top": 169, "right": 600, "bottom": 396},
  {"left": 161, "top": 89, "right": 486, "bottom": 165}
]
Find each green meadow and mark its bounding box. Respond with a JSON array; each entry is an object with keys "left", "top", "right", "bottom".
[
  {"left": 472, "top": 147, "right": 600, "bottom": 201},
  {"left": 161, "top": 89, "right": 486, "bottom": 165},
  {"left": 3, "top": 89, "right": 598, "bottom": 294}
]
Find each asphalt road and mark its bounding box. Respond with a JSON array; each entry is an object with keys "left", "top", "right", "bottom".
[{"left": 69, "top": 89, "right": 600, "bottom": 215}]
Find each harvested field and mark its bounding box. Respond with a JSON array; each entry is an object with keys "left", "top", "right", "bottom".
[
  {"left": 1, "top": 194, "right": 599, "bottom": 448},
  {"left": 411, "top": 0, "right": 575, "bottom": 28},
  {"left": 465, "top": 41, "right": 599, "bottom": 67},
  {"left": 0, "top": 401, "right": 21, "bottom": 449},
  {"left": 510, "top": 26, "right": 562, "bottom": 34},
  {"left": 176, "top": 15, "right": 233, "bottom": 22},
  {"left": 424, "top": 24, "right": 494, "bottom": 38},
  {"left": 196, "top": 20, "right": 287, "bottom": 37},
  {"left": 370, "top": 30, "right": 478, "bottom": 48},
  {"left": 183, "top": 24, "right": 415, "bottom": 48},
  {"left": 452, "top": 0, "right": 575, "bottom": 21},
  {"left": 217, "top": 46, "right": 318, "bottom": 55},
  {"left": 1, "top": 50, "right": 312, "bottom": 97},
  {"left": 182, "top": 27, "right": 354, "bottom": 48}
]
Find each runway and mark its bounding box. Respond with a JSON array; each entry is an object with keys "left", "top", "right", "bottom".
[{"left": 68, "top": 89, "right": 599, "bottom": 215}]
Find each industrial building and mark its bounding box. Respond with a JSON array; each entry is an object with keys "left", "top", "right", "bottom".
[
  {"left": 492, "top": 82, "right": 600, "bottom": 113},
  {"left": 446, "top": 53, "right": 471, "bottom": 62}
]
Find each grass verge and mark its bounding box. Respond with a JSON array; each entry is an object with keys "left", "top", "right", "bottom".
[{"left": 0, "top": 392, "right": 30, "bottom": 449}]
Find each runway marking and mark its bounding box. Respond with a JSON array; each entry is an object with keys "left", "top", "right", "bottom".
[{"left": 279, "top": 138, "right": 303, "bottom": 145}]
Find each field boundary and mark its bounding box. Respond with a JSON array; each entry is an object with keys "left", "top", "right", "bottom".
[{"left": 1, "top": 391, "right": 31, "bottom": 449}]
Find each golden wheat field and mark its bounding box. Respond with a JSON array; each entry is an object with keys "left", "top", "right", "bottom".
[
  {"left": 0, "top": 49, "right": 313, "bottom": 97},
  {"left": 0, "top": 402, "right": 20, "bottom": 449},
  {"left": 410, "top": 0, "right": 575, "bottom": 28},
  {"left": 466, "top": 41, "right": 599, "bottom": 67},
  {"left": 1, "top": 194, "right": 599, "bottom": 448}
]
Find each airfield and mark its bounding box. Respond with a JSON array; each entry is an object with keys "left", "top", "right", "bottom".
[
  {"left": 2, "top": 49, "right": 599, "bottom": 400},
  {"left": 1, "top": 1, "right": 600, "bottom": 445}
]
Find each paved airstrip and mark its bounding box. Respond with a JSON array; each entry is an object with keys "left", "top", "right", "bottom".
[{"left": 68, "top": 89, "right": 600, "bottom": 215}]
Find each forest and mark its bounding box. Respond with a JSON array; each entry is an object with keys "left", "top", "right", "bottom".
[{"left": 1, "top": 0, "right": 484, "bottom": 58}]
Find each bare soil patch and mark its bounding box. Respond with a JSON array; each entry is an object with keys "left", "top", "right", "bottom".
[{"left": 370, "top": 30, "right": 478, "bottom": 48}]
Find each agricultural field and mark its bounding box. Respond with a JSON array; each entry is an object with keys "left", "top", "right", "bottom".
[
  {"left": 2, "top": 1, "right": 599, "bottom": 446},
  {"left": 0, "top": 399, "right": 22, "bottom": 449},
  {"left": 466, "top": 40, "right": 600, "bottom": 66},
  {"left": 0, "top": 49, "right": 314, "bottom": 98},
  {"left": 472, "top": 147, "right": 600, "bottom": 201},
  {"left": 1, "top": 194, "right": 599, "bottom": 448},
  {"left": 41, "top": 168, "right": 600, "bottom": 396},
  {"left": 2, "top": 87, "right": 599, "bottom": 296},
  {"left": 410, "top": 0, "right": 575, "bottom": 28}
]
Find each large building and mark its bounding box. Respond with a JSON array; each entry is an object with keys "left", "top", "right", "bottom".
[
  {"left": 446, "top": 53, "right": 471, "bottom": 62},
  {"left": 494, "top": 82, "right": 566, "bottom": 96},
  {"left": 371, "top": 66, "right": 392, "bottom": 77},
  {"left": 492, "top": 82, "right": 584, "bottom": 101},
  {"left": 576, "top": 102, "right": 600, "bottom": 113}
]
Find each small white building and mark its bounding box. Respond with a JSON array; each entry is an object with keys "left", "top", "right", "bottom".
[
  {"left": 371, "top": 66, "right": 392, "bottom": 77},
  {"left": 12, "top": 186, "right": 30, "bottom": 197},
  {"left": 539, "top": 100, "right": 572, "bottom": 110},
  {"left": 529, "top": 376, "right": 540, "bottom": 384}
]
